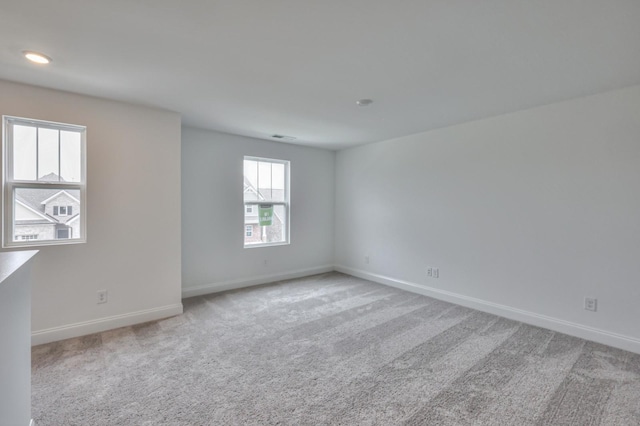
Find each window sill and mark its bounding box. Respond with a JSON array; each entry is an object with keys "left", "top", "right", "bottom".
[
  {"left": 243, "top": 241, "right": 290, "bottom": 249},
  {"left": 3, "top": 239, "right": 86, "bottom": 249}
]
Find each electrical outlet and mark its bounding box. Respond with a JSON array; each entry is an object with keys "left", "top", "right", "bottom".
[
  {"left": 584, "top": 297, "right": 597, "bottom": 312},
  {"left": 427, "top": 267, "right": 433, "bottom": 277},
  {"left": 365, "top": 255, "right": 370, "bottom": 264},
  {"left": 433, "top": 268, "right": 440, "bottom": 278},
  {"left": 97, "top": 290, "right": 108, "bottom": 304}
]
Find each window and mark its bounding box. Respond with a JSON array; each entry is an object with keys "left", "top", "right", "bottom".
[
  {"left": 3, "top": 116, "right": 86, "bottom": 247},
  {"left": 243, "top": 156, "right": 289, "bottom": 247},
  {"left": 56, "top": 229, "right": 71, "bottom": 239},
  {"left": 54, "top": 205, "right": 73, "bottom": 216},
  {"left": 245, "top": 225, "right": 253, "bottom": 237}
]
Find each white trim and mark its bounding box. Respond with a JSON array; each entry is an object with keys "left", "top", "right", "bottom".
[
  {"left": 243, "top": 156, "right": 290, "bottom": 248},
  {"left": 31, "top": 303, "right": 183, "bottom": 346},
  {"left": 334, "top": 265, "right": 640, "bottom": 355},
  {"left": 3, "top": 116, "right": 87, "bottom": 248},
  {"left": 244, "top": 155, "right": 289, "bottom": 165},
  {"left": 40, "top": 190, "right": 80, "bottom": 205},
  {"left": 181, "top": 265, "right": 334, "bottom": 298},
  {"left": 66, "top": 214, "right": 80, "bottom": 224},
  {"left": 244, "top": 240, "right": 290, "bottom": 249},
  {"left": 30, "top": 419, "right": 34, "bottom": 426}
]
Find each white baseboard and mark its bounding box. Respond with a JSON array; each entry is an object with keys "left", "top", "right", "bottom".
[
  {"left": 31, "top": 303, "right": 183, "bottom": 346},
  {"left": 181, "top": 265, "right": 335, "bottom": 298},
  {"left": 335, "top": 265, "right": 640, "bottom": 355}
]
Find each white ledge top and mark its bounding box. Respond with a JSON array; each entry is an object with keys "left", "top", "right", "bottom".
[{"left": 0, "top": 250, "right": 38, "bottom": 285}]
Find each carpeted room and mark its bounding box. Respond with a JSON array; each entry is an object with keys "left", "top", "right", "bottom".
[
  {"left": 1, "top": 1, "right": 640, "bottom": 425},
  {"left": 30, "top": 273, "right": 640, "bottom": 425}
]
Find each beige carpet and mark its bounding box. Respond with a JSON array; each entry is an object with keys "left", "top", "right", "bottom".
[{"left": 32, "top": 272, "right": 640, "bottom": 425}]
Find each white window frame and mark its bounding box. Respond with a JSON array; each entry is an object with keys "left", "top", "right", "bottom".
[
  {"left": 243, "top": 156, "right": 290, "bottom": 248},
  {"left": 245, "top": 225, "right": 253, "bottom": 237},
  {"left": 2, "top": 116, "right": 87, "bottom": 248}
]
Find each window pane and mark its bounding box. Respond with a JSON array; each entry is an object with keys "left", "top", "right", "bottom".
[
  {"left": 243, "top": 160, "right": 258, "bottom": 201},
  {"left": 12, "top": 125, "right": 37, "bottom": 181},
  {"left": 243, "top": 203, "right": 258, "bottom": 244},
  {"left": 258, "top": 161, "right": 272, "bottom": 200},
  {"left": 271, "top": 205, "right": 287, "bottom": 243},
  {"left": 60, "top": 130, "right": 82, "bottom": 182},
  {"left": 244, "top": 204, "right": 286, "bottom": 246},
  {"left": 13, "top": 188, "right": 82, "bottom": 242},
  {"left": 271, "top": 162, "right": 285, "bottom": 202},
  {"left": 38, "top": 128, "right": 59, "bottom": 181}
]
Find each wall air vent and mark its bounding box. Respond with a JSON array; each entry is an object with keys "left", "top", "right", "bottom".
[{"left": 271, "top": 134, "right": 297, "bottom": 142}]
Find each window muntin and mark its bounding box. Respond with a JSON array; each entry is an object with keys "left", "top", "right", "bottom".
[
  {"left": 243, "top": 157, "right": 289, "bottom": 247},
  {"left": 53, "top": 205, "right": 73, "bottom": 216},
  {"left": 3, "top": 116, "right": 86, "bottom": 247}
]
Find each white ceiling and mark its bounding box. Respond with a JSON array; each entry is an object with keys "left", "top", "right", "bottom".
[{"left": 1, "top": 1, "right": 639, "bottom": 150}]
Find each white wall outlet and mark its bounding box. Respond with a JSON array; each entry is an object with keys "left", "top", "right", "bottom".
[
  {"left": 427, "top": 267, "right": 433, "bottom": 277},
  {"left": 433, "top": 268, "right": 440, "bottom": 278},
  {"left": 584, "top": 297, "right": 597, "bottom": 312},
  {"left": 97, "top": 290, "right": 108, "bottom": 304},
  {"left": 365, "top": 255, "right": 370, "bottom": 264}
]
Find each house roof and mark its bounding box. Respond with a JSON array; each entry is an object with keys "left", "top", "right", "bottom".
[
  {"left": 14, "top": 200, "right": 55, "bottom": 224},
  {"left": 41, "top": 190, "right": 80, "bottom": 205},
  {"left": 39, "top": 172, "right": 64, "bottom": 182}
]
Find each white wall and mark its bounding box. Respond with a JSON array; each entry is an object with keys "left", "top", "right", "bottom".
[
  {"left": 181, "top": 127, "right": 335, "bottom": 297},
  {"left": 335, "top": 84, "right": 640, "bottom": 353},
  {"left": 0, "top": 251, "right": 37, "bottom": 426},
  {"left": 0, "top": 80, "right": 183, "bottom": 344}
]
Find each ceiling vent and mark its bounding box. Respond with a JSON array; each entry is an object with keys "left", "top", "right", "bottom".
[{"left": 271, "top": 134, "right": 297, "bottom": 142}]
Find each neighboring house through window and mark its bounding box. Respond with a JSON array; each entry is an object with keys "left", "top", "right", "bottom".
[
  {"left": 2, "top": 116, "right": 86, "bottom": 247},
  {"left": 243, "top": 156, "right": 289, "bottom": 247}
]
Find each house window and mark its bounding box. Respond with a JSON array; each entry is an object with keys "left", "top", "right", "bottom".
[
  {"left": 18, "top": 234, "right": 38, "bottom": 241},
  {"left": 56, "top": 228, "right": 71, "bottom": 239},
  {"left": 243, "top": 156, "right": 289, "bottom": 247},
  {"left": 245, "top": 225, "right": 253, "bottom": 237},
  {"left": 3, "top": 116, "right": 86, "bottom": 247},
  {"left": 54, "top": 205, "right": 73, "bottom": 216}
]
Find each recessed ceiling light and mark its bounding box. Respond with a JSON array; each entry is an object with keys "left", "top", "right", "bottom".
[
  {"left": 356, "top": 99, "right": 373, "bottom": 107},
  {"left": 23, "top": 51, "right": 52, "bottom": 64}
]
